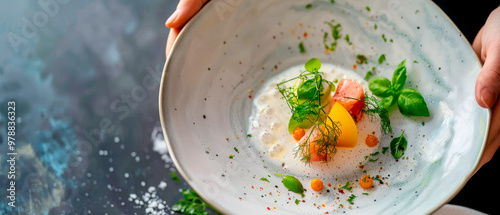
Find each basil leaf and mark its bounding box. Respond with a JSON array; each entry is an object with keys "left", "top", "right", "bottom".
[
  {"left": 379, "top": 95, "right": 396, "bottom": 109},
  {"left": 288, "top": 110, "right": 316, "bottom": 133},
  {"left": 391, "top": 59, "right": 407, "bottom": 91},
  {"left": 305, "top": 58, "right": 321, "bottom": 72},
  {"left": 390, "top": 131, "right": 407, "bottom": 159},
  {"left": 369, "top": 77, "right": 392, "bottom": 97},
  {"left": 275, "top": 173, "right": 304, "bottom": 194},
  {"left": 397, "top": 88, "right": 430, "bottom": 117}
]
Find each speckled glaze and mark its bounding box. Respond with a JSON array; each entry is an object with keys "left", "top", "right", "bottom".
[{"left": 159, "top": 0, "right": 489, "bottom": 214}]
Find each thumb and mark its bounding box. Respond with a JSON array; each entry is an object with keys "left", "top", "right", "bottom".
[
  {"left": 165, "top": 0, "right": 208, "bottom": 29},
  {"left": 475, "top": 44, "right": 500, "bottom": 108}
]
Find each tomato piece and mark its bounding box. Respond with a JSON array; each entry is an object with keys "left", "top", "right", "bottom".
[{"left": 331, "top": 79, "right": 365, "bottom": 122}]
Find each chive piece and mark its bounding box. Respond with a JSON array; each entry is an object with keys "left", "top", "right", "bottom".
[{"left": 299, "top": 42, "right": 306, "bottom": 53}]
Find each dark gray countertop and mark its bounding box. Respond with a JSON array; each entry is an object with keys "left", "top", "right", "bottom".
[
  {"left": 0, "top": 0, "right": 196, "bottom": 214},
  {"left": 0, "top": 0, "right": 498, "bottom": 214}
]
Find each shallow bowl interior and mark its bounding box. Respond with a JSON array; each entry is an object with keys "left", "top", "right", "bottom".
[{"left": 160, "top": 0, "right": 488, "bottom": 214}]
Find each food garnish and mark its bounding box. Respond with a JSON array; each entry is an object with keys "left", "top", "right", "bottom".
[
  {"left": 339, "top": 181, "right": 353, "bottom": 191},
  {"left": 369, "top": 59, "right": 430, "bottom": 117},
  {"left": 359, "top": 175, "right": 374, "bottom": 189},
  {"left": 171, "top": 172, "right": 181, "bottom": 183},
  {"left": 310, "top": 178, "right": 324, "bottom": 191},
  {"left": 390, "top": 131, "right": 407, "bottom": 159},
  {"left": 277, "top": 58, "right": 341, "bottom": 163},
  {"left": 275, "top": 173, "right": 304, "bottom": 194},
  {"left": 172, "top": 189, "right": 211, "bottom": 215},
  {"left": 347, "top": 194, "right": 357, "bottom": 204},
  {"left": 365, "top": 135, "right": 379, "bottom": 147}
]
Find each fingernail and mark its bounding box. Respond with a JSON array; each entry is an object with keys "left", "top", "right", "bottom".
[
  {"left": 481, "top": 88, "right": 495, "bottom": 108},
  {"left": 165, "top": 10, "right": 179, "bottom": 27}
]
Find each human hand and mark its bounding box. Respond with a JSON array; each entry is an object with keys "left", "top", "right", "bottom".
[
  {"left": 473, "top": 6, "right": 500, "bottom": 169},
  {"left": 165, "top": 0, "right": 209, "bottom": 58}
]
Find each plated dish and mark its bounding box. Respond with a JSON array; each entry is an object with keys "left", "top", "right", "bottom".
[{"left": 159, "top": 0, "right": 488, "bottom": 214}]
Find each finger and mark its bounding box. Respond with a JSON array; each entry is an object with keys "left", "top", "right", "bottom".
[
  {"left": 166, "top": 28, "right": 180, "bottom": 59},
  {"left": 165, "top": 0, "right": 208, "bottom": 29},
  {"left": 476, "top": 102, "right": 500, "bottom": 171},
  {"left": 475, "top": 44, "right": 500, "bottom": 108},
  {"left": 472, "top": 27, "right": 483, "bottom": 61}
]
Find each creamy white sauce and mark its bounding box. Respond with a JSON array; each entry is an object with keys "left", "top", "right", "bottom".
[{"left": 248, "top": 63, "right": 382, "bottom": 177}]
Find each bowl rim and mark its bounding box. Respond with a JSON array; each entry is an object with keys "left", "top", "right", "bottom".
[{"left": 158, "top": 0, "right": 490, "bottom": 214}]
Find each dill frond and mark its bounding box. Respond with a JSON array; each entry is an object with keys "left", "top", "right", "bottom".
[{"left": 363, "top": 93, "right": 392, "bottom": 134}]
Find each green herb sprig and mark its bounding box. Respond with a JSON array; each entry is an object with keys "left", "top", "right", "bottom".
[
  {"left": 339, "top": 181, "right": 353, "bottom": 191},
  {"left": 368, "top": 59, "right": 430, "bottom": 117},
  {"left": 172, "top": 190, "right": 212, "bottom": 215},
  {"left": 362, "top": 94, "right": 392, "bottom": 134},
  {"left": 323, "top": 20, "right": 342, "bottom": 51},
  {"left": 347, "top": 194, "right": 357, "bottom": 204}
]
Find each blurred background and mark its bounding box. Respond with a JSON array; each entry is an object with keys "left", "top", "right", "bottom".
[{"left": 0, "top": 0, "right": 498, "bottom": 214}]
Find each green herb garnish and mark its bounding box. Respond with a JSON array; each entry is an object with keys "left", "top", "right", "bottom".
[
  {"left": 299, "top": 41, "right": 306, "bottom": 53},
  {"left": 382, "top": 147, "right": 389, "bottom": 154},
  {"left": 345, "top": 34, "right": 352, "bottom": 45},
  {"left": 364, "top": 67, "right": 375, "bottom": 81},
  {"left": 277, "top": 58, "right": 341, "bottom": 163},
  {"left": 362, "top": 94, "right": 392, "bottom": 134},
  {"left": 339, "top": 181, "right": 353, "bottom": 191},
  {"left": 362, "top": 193, "right": 369, "bottom": 195},
  {"left": 368, "top": 59, "right": 430, "bottom": 117},
  {"left": 356, "top": 54, "right": 368, "bottom": 64},
  {"left": 382, "top": 34, "right": 387, "bottom": 42},
  {"left": 378, "top": 54, "right": 386, "bottom": 64},
  {"left": 390, "top": 131, "right": 407, "bottom": 159},
  {"left": 275, "top": 173, "right": 304, "bottom": 194},
  {"left": 260, "top": 177, "right": 270, "bottom": 182},
  {"left": 247, "top": 134, "right": 252, "bottom": 137},
  {"left": 347, "top": 194, "right": 357, "bottom": 204},
  {"left": 364, "top": 151, "right": 380, "bottom": 162},
  {"left": 171, "top": 172, "right": 181, "bottom": 183},
  {"left": 234, "top": 147, "right": 239, "bottom": 153},
  {"left": 229, "top": 154, "right": 234, "bottom": 159},
  {"left": 366, "top": 6, "right": 371, "bottom": 12},
  {"left": 305, "top": 4, "right": 312, "bottom": 9},
  {"left": 172, "top": 189, "right": 211, "bottom": 215},
  {"left": 323, "top": 20, "right": 342, "bottom": 51},
  {"left": 295, "top": 199, "right": 300, "bottom": 205}
]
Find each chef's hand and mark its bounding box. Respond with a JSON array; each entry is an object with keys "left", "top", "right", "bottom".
[
  {"left": 165, "top": 0, "right": 208, "bottom": 58},
  {"left": 473, "top": 6, "right": 500, "bottom": 169}
]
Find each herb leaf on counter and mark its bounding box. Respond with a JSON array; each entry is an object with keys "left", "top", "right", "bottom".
[{"left": 172, "top": 189, "right": 210, "bottom": 215}]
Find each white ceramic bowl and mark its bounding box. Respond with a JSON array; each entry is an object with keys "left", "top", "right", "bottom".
[{"left": 159, "top": 0, "right": 489, "bottom": 214}]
